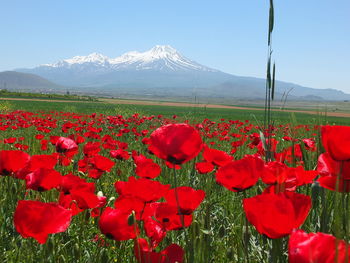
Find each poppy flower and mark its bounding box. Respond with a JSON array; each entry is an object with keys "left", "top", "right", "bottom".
[
  {"left": 114, "top": 196, "right": 147, "bottom": 220},
  {"left": 262, "top": 163, "right": 318, "bottom": 193},
  {"left": 90, "top": 193, "right": 107, "bottom": 217},
  {"left": 321, "top": 125, "right": 350, "bottom": 161},
  {"left": 164, "top": 186, "right": 205, "bottom": 215},
  {"left": 152, "top": 202, "right": 193, "bottom": 231},
  {"left": 35, "top": 134, "right": 45, "bottom": 140},
  {"left": 99, "top": 207, "right": 138, "bottom": 241},
  {"left": 195, "top": 161, "right": 215, "bottom": 174},
  {"left": 275, "top": 144, "right": 303, "bottom": 164},
  {"left": 216, "top": 155, "right": 264, "bottom": 192},
  {"left": 115, "top": 176, "right": 170, "bottom": 203},
  {"left": 110, "top": 149, "right": 130, "bottom": 160},
  {"left": 59, "top": 172, "right": 93, "bottom": 194},
  {"left": 14, "top": 143, "right": 29, "bottom": 151},
  {"left": 14, "top": 200, "right": 72, "bottom": 244},
  {"left": 78, "top": 155, "right": 115, "bottom": 179},
  {"left": 134, "top": 238, "right": 184, "bottom": 263},
  {"left": 50, "top": 136, "right": 60, "bottom": 145},
  {"left": 83, "top": 141, "right": 101, "bottom": 156},
  {"left": 243, "top": 191, "right": 311, "bottom": 238},
  {"left": 317, "top": 153, "right": 350, "bottom": 192},
  {"left": 59, "top": 187, "right": 101, "bottom": 213},
  {"left": 0, "top": 150, "right": 31, "bottom": 176},
  {"left": 257, "top": 138, "right": 278, "bottom": 156},
  {"left": 143, "top": 217, "right": 167, "bottom": 249},
  {"left": 202, "top": 146, "right": 233, "bottom": 167},
  {"left": 55, "top": 137, "right": 78, "bottom": 158},
  {"left": 4, "top": 137, "right": 16, "bottom": 144},
  {"left": 261, "top": 161, "right": 288, "bottom": 185},
  {"left": 149, "top": 123, "right": 203, "bottom": 165},
  {"left": 165, "top": 161, "right": 181, "bottom": 170},
  {"left": 40, "top": 139, "right": 48, "bottom": 151},
  {"left": 16, "top": 154, "right": 58, "bottom": 180},
  {"left": 135, "top": 157, "right": 161, "bottom": 179},
  {"left": 302, "top": 138, "right": 316, "bottom": 151},
  {"left": 25, "top": 168, "right": 62, "bottom": 192},
  {"left": 289, "top": 229, "right": 350, "bottom": 263}
]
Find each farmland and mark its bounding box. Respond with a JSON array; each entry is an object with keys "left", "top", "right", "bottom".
[{"left": 0, "top": 98, "right": 350, "bottom": 262}]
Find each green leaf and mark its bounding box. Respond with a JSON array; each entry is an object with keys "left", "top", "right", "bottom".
[
  {"left": 271, "top": 62, "right": 276, "bottom": 100},
  {"left": 268, "top": 0, "right": 274, "bottom": 45}
]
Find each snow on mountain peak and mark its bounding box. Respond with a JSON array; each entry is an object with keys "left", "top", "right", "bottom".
[
  {"left": 149, "top": 45, "right": 178, "bottom": 56},
  {"left": 40, "top": 46, "right": 216, "bottom": 72},
  {"left": 65, "top": 53, "right": 109, "bottom": 64}
]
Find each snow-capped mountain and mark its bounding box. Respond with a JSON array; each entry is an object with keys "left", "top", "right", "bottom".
[
  {"left": 43, "top": 52, "right": 111, "bottom": 68},
  {"left": 18, "top": 45, "right": 228, "bottom": 87},
  {"left": 14, "top": 45, "right": 350, "bottom": 101},
  {"left": 40, "top": 45, "right": 216, "bottom": 72}
]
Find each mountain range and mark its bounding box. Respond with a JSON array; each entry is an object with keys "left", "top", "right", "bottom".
[{"left": 2, "top": 45, "right": 349, "bottom": 101}]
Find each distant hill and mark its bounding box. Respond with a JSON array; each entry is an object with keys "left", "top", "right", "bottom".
[
  {"left": 12, "top": 45, "right": 350, "bottom": 101},
  {"left": 0, "top": 71, "right": 64, "bottom": 92}
]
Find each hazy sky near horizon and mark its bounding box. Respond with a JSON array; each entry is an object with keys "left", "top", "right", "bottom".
[{"left": 1, "top": 0, "right": 349, "bottom": 92}]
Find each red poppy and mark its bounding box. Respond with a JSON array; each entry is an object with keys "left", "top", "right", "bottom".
[
  {"left": 275, "top": 144, "right": 303, "bottom": 164},
  {"left": 216, "top": 155, "right": 264, "bottom": 192},
  {"left": 152, "top": 202, "right": 193, "bottom": 231},
  {"left": 164, "top": 186, "right": 205, "bottom": 215},
  {"left": 40, "top": 139, "right": 48, "bottom": 151},
  {"left": 149, "top": 123, "right": 203, "bottom": 164},
  {"left": 115, "top": 176, "right": 170, "bottom": 203},
  {"left": 243, "top": 191, "right": 311, "bottom": 238},
  {"left": 321, "top": 125, "right": 350, "bottom": 161},
  {"left": 114, "top": 196, "right": 147, "bottom": 220},
  {"left": 90, "top": 194, "right": 107, "bottom": 217},
  {"left": 25, "top": 168, "right": 62, "bottom": 191},
  {"left": 16, "top": 154, "right": 58, "bottom": 180},
  {"left": 302, "top": 138, "right": 316, "bottom": 151},
  {"left": 14, "top": 143, "right": 29, "bottom": 151},
  {"left": 261, "top": 161, "right": 288, "bottom": 185},
  {"left": 317, "top": 153, "right": 350, "bottom": 192},
  {"left": 59, "top": 172, "right": 93, "bottom": 194},
  {"left": 257, "top": 138, "right": 278, "bottom": 156},
  {"left": 58, "top": 193, "right": 83, "bottom": 215},
  {"left": 29, "top": 154, "right": 58, "bottom": 170},
  {"left": 195, "top": 161, "right": 215, "bottom": 174},
  {"left": 203, "top": 145, "right": 233, "bottom": 167},
  {"left": 135, "top": 157, "right": 162, "bottom": 179},
  {"left": 318, "top": 153, "right": 350, "bottom": 178},
  {"left": 0, "top": 150, "right": 31, "bottom": 176},
  {"left": 78, "top": 155, "right": 115, "bottom": 179},
  {"left": 262, "top": 163, "right": 318, "bottom": 193},
  {"left": 4, "top": 137, "right": 16, "bottom": 144},
  {"left": 92, "top": 155, "right": 115, "bottom": 172},
  {"left": 83, "top": 141, "right": 101, "bottom": 156},
  {"left": 134, "top": 238, "right": 184, "bottom": 263},
  {"left": 289, "top": 229, "right": 350, "bottom": 263},
  {"left": 14, "top": 200, "right": 72, "bottom": 244},
  {"left": 35, "top": 134, "right": 45, "bottom": 140},
  {"left": 59, "top": 187, "right": 102, "bottom": 213},
  {"left": 99, "top": 207, "right": 138, "bottom": 241},
  {"left": 110, "top": 149, "right": 130, "bottom": 160},
  {"left": 165, "top": 161, "right": 181, "bottom": 170},
  {"left": 50, "top": 136, "right": 60, "bottom": 145},
  {"left": 144, "top": 217, "right": 167, "bottom": 249},
  {"left": 55, "top": 136, "right": 78, "bottom": 158}
]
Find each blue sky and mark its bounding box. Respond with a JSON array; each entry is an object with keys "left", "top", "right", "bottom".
[{"left": 1, "top": 0, "right": 349, "bottom": 92}]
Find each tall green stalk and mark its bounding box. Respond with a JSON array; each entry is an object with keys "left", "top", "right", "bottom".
[{"left": 264, "top": 0, "right": 276, "bottom": 162}]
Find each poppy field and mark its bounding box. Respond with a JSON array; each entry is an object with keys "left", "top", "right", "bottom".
[{"left": 1, "top": 100, "right": 350, "bottom": 262}]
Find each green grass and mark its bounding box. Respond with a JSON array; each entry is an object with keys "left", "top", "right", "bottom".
[
  {"left": 0, "top": 90, "right": 97, "bottom": 101},
  {"left": 0, "top": 100, "right": 349, "bottom": 262},
  {"left": 2, "top": 99, "right": 350, "bottom": 125}
]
